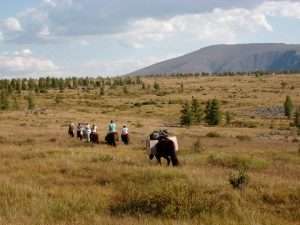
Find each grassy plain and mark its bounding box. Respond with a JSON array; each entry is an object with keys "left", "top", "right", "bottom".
[{"left": 0, "top": 75, "right": 300, "bottom": 225}]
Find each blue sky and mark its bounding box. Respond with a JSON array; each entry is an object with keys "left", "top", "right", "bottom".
[{"left": 1, "top": 0, "right": 300, "bottom": 77}]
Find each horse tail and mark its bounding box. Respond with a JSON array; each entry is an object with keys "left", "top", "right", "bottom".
[{"left": 169, "top": 141, "right": 179, "bottom": 166}]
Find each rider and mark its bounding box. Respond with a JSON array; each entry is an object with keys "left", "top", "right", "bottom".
[
  {"left": 121, "top": 125, "right": 129, "bottom": 145},
  {"left": 108, "top": 120, "right": 117, "bottom": 134},
  {"left": 107, "top": 120, "right": 117, "bottom": 146},
  {"left": 92, "top": 124, "right": 97, "bottom": 133},
  {"left": 86, "top": 124, "right": 92, "bottom": 142}
]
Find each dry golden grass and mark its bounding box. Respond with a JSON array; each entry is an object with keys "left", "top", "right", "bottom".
[{"left": 0, "top": 74, "right": 300, "bottom": 225}]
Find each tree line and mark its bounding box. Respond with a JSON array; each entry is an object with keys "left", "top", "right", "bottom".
[{"left": 180, "top": 97, "right": 223, "bottom": 126}]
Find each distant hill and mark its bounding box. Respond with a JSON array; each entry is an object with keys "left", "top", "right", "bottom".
[{"left": 129, "top": 43, "right": 300, "bottom": 75}]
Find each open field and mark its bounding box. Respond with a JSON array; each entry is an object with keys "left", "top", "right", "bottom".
[{"left": 0, "top": 75, "right": 300, "bottom": 225}]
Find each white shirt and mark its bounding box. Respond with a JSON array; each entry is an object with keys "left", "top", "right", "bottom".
[
  {"left": 121, "top": 127, "right": 128, "bottom": 135},
  {"left": 92, "top": 126, "right": 97, "bottom": 133}
]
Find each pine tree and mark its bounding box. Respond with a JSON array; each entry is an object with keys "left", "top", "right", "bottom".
[
  {"left": 179, "top": 82, "right": 184, "bottom": 93},
  {"left": 0, "top": 91, "right": 9, "bottom": 110},
  {"left": 27, "top": 94, "right": 35, "bottom": 110},
  {"left": 191, "top": 97, "right": 204, "bottom": 123},
  {"left": 225, "top": 112, "right": 232, "bottom": 125},
  {"left": 205, "top": 100, "right": 212, "bottom": 123},
  {"left": 55, "top": 95, "right": 63, "bottom": 105},
  {"left": 295, "top": 107, "right": 300, "bottom": 128},
  {"left": 153, "top": 81, "right": 160, "bottom": 91},
  {"left": 12, "top": 95, "right": 19, "bottom": 110},
  {"left": 180, "top": 102, "right": 192, "bottom": 126},
  {"left": 206, "top": 98, "right": 222, "bottom": 125},
  {"left": 59, "top": 79, "right": 65, "bottom": 92},
  {"left": 284, "top": 96, "right": 294, "bottom": 119},
  {"left": 123, "top": 86, "right": 128, "bottom": 94},
  {"left": 100, "top": 86, "right": 105, "bottom": 96}
]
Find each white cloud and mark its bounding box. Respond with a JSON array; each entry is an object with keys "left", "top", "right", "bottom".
[
  {"left": 2, "top": 17, "right": 23, "bottom": 32},
  {"left": 43, "top": 0, "right": 57, "bottom": 8},
  {"left": 117, "top": 8, "right": 273, "bottom": 48},
  {"left": 79, "top": 40, "right": 89, "bottom": 46},
  {"left": 0, "top": 0, "right": 299, "bottom": 46},
  {"left": 0, "top": 50, "right": 58, "bottom": 76},
  {"left": 257, "top": 1, "right": 300, "bottom": 19},
  {"left": 82, "top": 56, "right": 175, "bottom": 75}
]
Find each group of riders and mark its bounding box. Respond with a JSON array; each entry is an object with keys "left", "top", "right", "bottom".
[
  {"left": 68, "top": 120, "right": 129, "bottom": 146},
  {"left": 68, "top": 122, "right": 179, "bottom": 166}
]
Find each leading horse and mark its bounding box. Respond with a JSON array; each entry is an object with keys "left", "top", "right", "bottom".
[{"left": 149, "top": 137, "right": 179, "bottom": 166}]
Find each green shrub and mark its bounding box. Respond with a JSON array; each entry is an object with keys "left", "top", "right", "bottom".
[
  {"left": 91, "top": 155, "right": 113, "bottom": 163},
  {"left": 206, "top": 132, "right": 221, "bottom": 138},
  {"left": 110, "top": 180, "right": 241, "bottom": 219},
  {"left": 284, "top": 96, "right": 294, "bottom": 119},
  {"left": 229, "top": 169, "right": 249, "bottom": 190},
  {"left": 207, "top": 154, "right": 268, "bottom": 170},
  {"left": 236, "top": 135, "right": 252, "bottom": 141}
]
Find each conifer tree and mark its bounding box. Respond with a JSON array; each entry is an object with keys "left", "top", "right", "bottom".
[
  {"left": 27, "top": 94, "right": 35, "bottom": 110},
  {"left": 153, "top": 81, "right": 160, "bottom": 91},
  {"left": 0, "top": 91, "right": 9, "bottom": 110},
  {"left": 206, "top": 98, "right": 222, "bottom": 125},
  {"left": 295, "top": 107, "right": 300, "bottom": 128},
  {"left": 191, "top": 97, "right": 204, "bottom": 123},
  {"left": 180, "top": 102, "right": 192, "bottom": 126},
  {"left": 284, "top": 96, "right": 294, "bottom": 119}
]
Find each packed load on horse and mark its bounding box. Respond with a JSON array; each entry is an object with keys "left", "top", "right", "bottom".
[{"left": 147, "top": 130, "right": 179, "bottom": 166}]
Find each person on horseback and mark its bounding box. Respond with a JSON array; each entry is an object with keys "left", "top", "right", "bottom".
[
  {"left": 86, "top": 124, "right": 91, "bottom": 142},
  {"left": 121, "top": 125, "right": 129, "bottom": 145},
  {"left": 92, "top": 124, "right": 97, "bottom": 134},
  {"left": 106, "top": 120, "right": 117, "bottom": 146},
  {"left": 108, "top": 120, "right": 116, "bottom": 133},
  {"left": 90, "top": 124, "right": 99, "bottom": 144}
]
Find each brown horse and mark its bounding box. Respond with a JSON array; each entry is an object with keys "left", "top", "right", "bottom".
[
  {"left": 149, "top": 137, "right": 179, "bottom": 166},
  {"left": 121, "top": 134, "right": 129, "bottom": 145},
  {"left": 68, "top": 123, "right": 75, "bottom": 137},
  {"left": 90, "top": 132, "right": 100, "bottom": 144},
  {"left": 105, "top": 132, "right": 119, "bottom": 147}
]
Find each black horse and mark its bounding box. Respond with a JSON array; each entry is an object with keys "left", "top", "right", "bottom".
[
  {"left": 68, "top": 124, "right": 75, "bottom": 138},
  {"left": 105, "top": 132, "right": 118, "bottom": 146},
  {"left": 149, "top": 137, "right": 179, "bottom": 166},
  {"left": 90, "top": 132, "right": 100, "bottom": 144},
  {"left": 121, "top": 134, "right": 129, "bottom": 145}
]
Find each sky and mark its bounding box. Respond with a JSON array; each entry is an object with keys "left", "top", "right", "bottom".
[{"left": 1, "top": 0, "right": 300, "bottom": 77}]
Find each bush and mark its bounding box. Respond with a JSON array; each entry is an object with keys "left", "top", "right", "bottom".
[
  {"left": 193, "top": 138, "right": 205, "bottom": 153},
  {"left": 205, "top": 99, "right": 222, "bottom": 126},
  {"left": 236, "top": 135, "right": 252, "bottom": 141},
  {"left": 229, "top": 169, "right": 249, "bottom": 190},
  {"left": 180, "top": 102, "right": 192, "bottom": 126},
  {"left": 206, "top": 132, "right": 221, "bottom": 138},
  {"left": 284, "top": 96, "right": 294, "bottom": 119},
  {"left": 110, "top": 179, "right": 241, "bottom": 219},
  {"left": 27, "top": 94, "right": 35, "bottom": 110},
  {"left": 207, "top": 154, "right": 268, "bottom": 171}
]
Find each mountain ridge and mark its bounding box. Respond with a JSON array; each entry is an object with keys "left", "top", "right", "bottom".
[{"left": 128, "top": 43, "right": 300, "bottom": 75}]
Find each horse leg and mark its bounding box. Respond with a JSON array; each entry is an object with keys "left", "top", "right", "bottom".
[
  {"left": 155, "top": 155, "right": 161, "bottom": 165},
  {"left": 166, "top": 157, "right": 171, "bottom": 166}
]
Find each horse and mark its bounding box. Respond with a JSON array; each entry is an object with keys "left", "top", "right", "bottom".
[
  {"left": 90, "top": 132, "right": 100, "bottom": 144},
  {"left": 149, "top": 137, "right": 179, "bottom": 166},
  {"left": 68, "top": 123, "right": 75, "bottom": 137},
  {"left": 105, "top": 132, "right": 119, "bottom": 146},
  {"left": 121, "top": 134, "right": 129, "bottom": 145}
]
